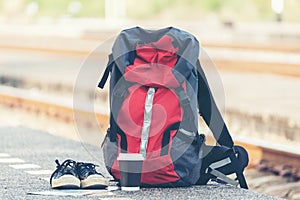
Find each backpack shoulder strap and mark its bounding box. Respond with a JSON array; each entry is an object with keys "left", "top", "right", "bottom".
[
  {"left": 196, "top": 60, "right": 234, "bottom": 148},
  {"left": 196, "top": 60, "right": 249, "bottom": 188}
]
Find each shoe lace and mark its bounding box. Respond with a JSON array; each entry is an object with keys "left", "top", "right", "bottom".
[
  {"left": 78, "top": 162, "right": 105, "bottom": 177},
  {"left": 49, "top": 159, "right": 76, "bottom": 185}
]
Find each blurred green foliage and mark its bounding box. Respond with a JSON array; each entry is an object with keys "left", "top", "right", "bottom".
[
  {"left": 24, "top": 0, "right": 105, "bottom": 18},
  {"left": 0, "top": 0, "right": 105, "bottom": 18},
  {"left": 127, "top": 0, "right": 299, "bottom": 22},
  {"left": 0, "top": 0, "right": 299, "bottom": 22}
]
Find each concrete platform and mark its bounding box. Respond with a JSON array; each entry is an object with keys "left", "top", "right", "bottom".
[{"left": 0, "top": 126, "right": 280, "bottom": 199}]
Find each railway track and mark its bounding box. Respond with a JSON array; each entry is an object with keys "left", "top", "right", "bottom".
[
  {"left": 1, "top": 33, "right": 300, "bottom": 79},
  {"left": 1, "top": 86, "right": 299, "bottom": 199}
]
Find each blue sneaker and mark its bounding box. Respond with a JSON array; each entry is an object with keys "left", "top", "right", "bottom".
[
  {"left": 77, "top": 162, "right": 109, "bottom": 189},
  {"left": 50, "top": 159, "right": 80, "bottom": 189}
]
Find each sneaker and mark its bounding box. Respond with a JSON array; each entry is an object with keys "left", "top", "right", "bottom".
[
  {"left": 77, "top": 162, "right": 109, "bottom": 189},
  {"left": 50, "top": 159, "right": 80, "bottom": 189}
]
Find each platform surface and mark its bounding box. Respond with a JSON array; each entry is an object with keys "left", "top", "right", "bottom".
[{"left": 0, "top": 126, "right": 281, "bottom": 199}]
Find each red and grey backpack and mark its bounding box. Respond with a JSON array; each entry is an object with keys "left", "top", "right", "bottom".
[{"left": 98, "top": 27, "right": 248, "bottom": 188}]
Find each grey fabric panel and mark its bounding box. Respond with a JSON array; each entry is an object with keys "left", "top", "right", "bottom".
[
  {"left": 111, "top": 27, "right": 199, "bottom": 73},
  {"left": 209, "top": 157, "right": 231, "bottom": 169},
  {"left": 102, "top": 133, "right": 118, "bottom": 173},
  {"left": 170, "top": 132, "right": 201, "bottom": 185},
  {"left": 178, "top": 128, "right": 196, "bottom": 137},
  {"left": 140, "top": 87, "right": 155, "bottom": 158},
  {"left": 209, "top": 168, "right": 239, "bottom": 186}
]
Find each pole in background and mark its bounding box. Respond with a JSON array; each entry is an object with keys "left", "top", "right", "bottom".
[
  {"left": 105, "top": 0, "right": 126, "bottom": 24},
  {"left": 271, "top": 0, "right": 284, "bottom": 22}
]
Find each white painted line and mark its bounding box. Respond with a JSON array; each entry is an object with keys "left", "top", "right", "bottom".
[
  {"left": 0, "top": 153, "right": 10, "bottom": 157},
  {"left": 0, "top": 158, "right": 25, "bottom": 163},
  {"left": 25, "top": 170, "right": 53, "bottom": 175},
  {"left": 9, "top": 163, "right": 41, "bottom": 169},
  {"left": 205, "top": 47, "right": 300, "bottom": 65}
]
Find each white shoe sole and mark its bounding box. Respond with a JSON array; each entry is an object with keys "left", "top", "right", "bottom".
[
  {"left": 51, "top": 174, "right": 80, "bottom": 189},
  {"left": 80, "top": 174, "right": 109, "bottom": 189}
]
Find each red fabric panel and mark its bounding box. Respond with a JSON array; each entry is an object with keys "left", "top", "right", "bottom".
[
  {"left": 124, "top": 64, "right": 180, "bottom": 88},
  {"left": 134, "top": 35, "right": 178, "bottom": 67},
  {"left": 117, "top": 85, "right": 182, "bottom": 155},
  {"left": 111, "top": 35, "right": 183, "bottom": 184},
  {"left": 111, "top": 131, "right": 180, "bottom": 184},
  {"left": 111, "top": 154, "right": 180, "bottom": 184},
  {"left": 141, "top": 153, "right": 179, "bottom": 184},
  {"left": 125, "top": 35, "right": 179, "bottom": 87},
  {"left": 114, "top": 86, "right": 182, "bottom": 184}
]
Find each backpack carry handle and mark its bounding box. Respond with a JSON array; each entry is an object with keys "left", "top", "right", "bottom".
[{"left": 98, "top": 54, "right": 114, "bottom": 89}]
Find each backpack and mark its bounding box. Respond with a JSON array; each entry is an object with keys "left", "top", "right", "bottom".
[{"left": 98, "top": 27, "right": 248, "bottom": 188}]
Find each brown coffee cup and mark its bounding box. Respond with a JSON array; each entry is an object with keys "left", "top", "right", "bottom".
[{"left": 117, "top": 153, "right": 144, "bottom": 191}]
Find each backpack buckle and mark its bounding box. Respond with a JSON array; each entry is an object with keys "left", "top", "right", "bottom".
[
  {"left": 174, "top": 86, "right": 190, "bottom": 105},
  {"left": 181, "top": 96, "right": 190, "bottom": 105},
  {"left": 113, "top": 88, "right": 126, "bottom": 98}
]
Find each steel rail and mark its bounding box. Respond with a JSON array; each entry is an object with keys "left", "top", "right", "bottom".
[
  {"left": 0, "top": 86, "right": 109, "bottom": 132},
  {"left": 1, "top": 37, "right": 300, "bottom": 78}
]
